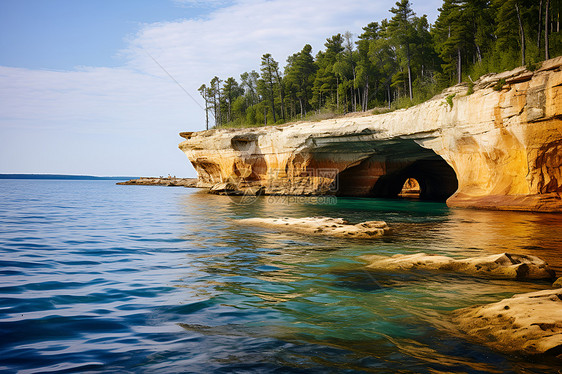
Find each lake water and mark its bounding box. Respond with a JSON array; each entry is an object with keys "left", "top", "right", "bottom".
[{"left": 0, "top": 179, "right": 561, "bottom": 373}]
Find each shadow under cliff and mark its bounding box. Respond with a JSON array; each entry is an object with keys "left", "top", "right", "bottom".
[{"left": 334, "top": 140, "right": 458, "bottom": 201}]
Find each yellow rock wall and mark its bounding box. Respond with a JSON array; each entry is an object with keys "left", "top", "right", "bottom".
[{"left": 179, "top": 57, "right": 562, "bottom": 212}]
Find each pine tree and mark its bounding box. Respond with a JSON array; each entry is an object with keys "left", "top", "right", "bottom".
[
  {"left": 494, "top": 0, "right": 523, "bottom": 69},
  {"left": 367, "top": 20, "right": 394, "bottom": 107},
  {"left": 356, "top": 22, "right": 380, "bottom": 111},
  {"left": 209, "top": 76, "right": 222, "bottom": 127},
  {"left": 198, "top": 84, "right": 211, "bottom": 130},
  {"left": 198, "top": 0, "right": 560, "bottom": 129},
  {"left": 545, "top": 0, "right": 550, "bottom": 59},
  {"left": 433, "top": 0, "right": 472, "bottom": 84},
  {"left": 388, "top": 0, "right": 417, "bottom": 99},
  {"left": 285, "top": 45, "right": 316, "bottom": 117},
  {"left": 222, "top": 77, "right": 242, "bottom": 124},
  {"left": 240, "top": 70, "right": 259, "bottom": 106},
  {"left": 260, "top": 54, "right": 279, "bottom": 123}
]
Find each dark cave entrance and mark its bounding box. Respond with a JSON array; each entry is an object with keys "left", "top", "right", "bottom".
[
  {"left": 333, "top": 141, "right": 458, "bottom": 202},
  {"left": 370, "top": 158, "right": 458, "bottom": 201}
]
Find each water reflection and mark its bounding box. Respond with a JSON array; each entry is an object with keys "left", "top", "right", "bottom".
[
  {"left": 175, "top": 191, "right": 560, "bottom": 372},
  {"left": 181, "top": 192, "right": 562, "bottom": 270},
  {"left": 441, "top": 209, "right": 562, "bottom": 271}
]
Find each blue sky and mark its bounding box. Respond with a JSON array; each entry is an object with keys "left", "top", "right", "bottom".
[
  {"left": 0, "top": 0, "right": 441, "bottom": 177},
  {"left": 0, "top": 0, "right": 213, "bottom": 70}
]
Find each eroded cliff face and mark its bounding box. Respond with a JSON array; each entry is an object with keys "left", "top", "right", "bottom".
[{"left": 179, "top": 57, "right": 562, "bottom": 212}]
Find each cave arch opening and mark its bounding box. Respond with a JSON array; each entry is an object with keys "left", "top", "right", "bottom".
[
  {"left": 334, "top": 143, "right": 459, "bottom": 202},
  {"left": 369, "top": 158, "right": 458, "bottom": 201},
  {"left": 398, "top": 178, "right": 421, "bottom": 199}
]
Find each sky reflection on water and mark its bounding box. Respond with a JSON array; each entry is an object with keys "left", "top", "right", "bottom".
[{"left": 0, "top": 181, "right": 559, "bottom": 373}]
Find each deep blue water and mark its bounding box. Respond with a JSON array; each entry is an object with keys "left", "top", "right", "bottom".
[{"left": 0, "top": 180, "right": 561, "bottom": 373}]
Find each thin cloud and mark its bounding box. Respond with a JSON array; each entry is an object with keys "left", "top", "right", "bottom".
[
  {"left": 0, "top": 0, "right": 441, "bottom": 175},
  {"left": 172, "top": 0, "right": 234, "bottom": 8}
]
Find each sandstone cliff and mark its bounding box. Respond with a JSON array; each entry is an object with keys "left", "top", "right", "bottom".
[{"left": 179, "top": 57, "right": 562, "bottom": 212}]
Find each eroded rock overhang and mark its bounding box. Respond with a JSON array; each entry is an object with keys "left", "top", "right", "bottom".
[{"left": 179, "top": 57, "right": 562, "bottom": 212}]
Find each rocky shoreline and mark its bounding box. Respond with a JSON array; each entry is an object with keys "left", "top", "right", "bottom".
[
  {"left": 117, "top": 177, "right": 200, "bottom": 187},
  {"left": 360, "top": 250, "right": 561, "bottom": 358},
  {"left": 116, "top": 171, "right": 562, "bottom": 358},
  {"left": 179, "top": 57, "right": 562, "bottom": 213},
  {"left": 240, "top": 215, "right": 561, "bottom": 358}
]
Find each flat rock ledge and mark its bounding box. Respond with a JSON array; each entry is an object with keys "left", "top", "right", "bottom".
[
  {"left": 117, "top": 177, "right": 200, "bottom": 187},
  {"left": 238, "top": 217, "right": 390, "bottom": 238},
  {"left": 452, "top": 288, "right": 562, "bottom": 356},
  {"left": 361, "top": 252, "right": 555, "bottom": 280}
]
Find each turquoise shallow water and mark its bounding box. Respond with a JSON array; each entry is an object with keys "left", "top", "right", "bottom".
[{"left": 0, "top": 179, "right": 561, "bottom": 373}]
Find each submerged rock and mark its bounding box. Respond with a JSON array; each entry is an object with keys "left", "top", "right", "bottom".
[
  {"left": 361, "top": 252, "right": 555, "bottom": 280},
  {"left": 554, "top": 277, "right": 562, "bottom": 288},
  {"left": 452, "top": 288, "right": 562, "bottom": 356},
  {"left": 239, "top": 216, "right": 389, "bottom": 238}
]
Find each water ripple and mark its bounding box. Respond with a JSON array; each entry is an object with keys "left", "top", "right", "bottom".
[{"left": 0, "top": 180, "right": 559, "bottom": 373}]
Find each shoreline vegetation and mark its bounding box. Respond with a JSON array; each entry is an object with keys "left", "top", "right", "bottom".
[{"left": 198, "top": 0, "right": 561, "bottom": 130}]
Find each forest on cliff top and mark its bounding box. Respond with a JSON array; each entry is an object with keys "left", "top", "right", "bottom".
[{"left": 198, "top": 0, "right": 562, "bottom": 129}]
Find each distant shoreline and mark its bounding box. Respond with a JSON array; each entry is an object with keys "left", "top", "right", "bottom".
[
  {"left": 0, "top": 174, "right": 136, "bottom": 181},
  {"left": 117, "top": 177, "right": 199, "bottom": 187}
]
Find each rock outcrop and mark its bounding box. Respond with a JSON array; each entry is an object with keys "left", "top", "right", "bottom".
[
  {"left": 361, "top": 252, "right": 556, "bottom": 280},
  {"left": 179, "top": 57, "right": 562, "bottom": 212},
  {"left": 239, "top": 217, "right": 390, "bottom": 238},
  {"left": 452, "top": 288, "right": 562, "bottom": 356},
  {"left": 117, "top": 177, "right": 200, "bottom": 187}
]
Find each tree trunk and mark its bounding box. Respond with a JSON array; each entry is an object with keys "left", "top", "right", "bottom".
[
  {"left": 203, "top": 88, "right": 209, "bottom": 130},
  {"left": 407, "top": 47, "right": 413, "bottom": 100},
  {"left": 227, "top": 97, "right": 231, "bottom": 124},
  {"left": 556, "top": 0, "right": 560, "bottom": 32},
  {"left": 387, "top": 84, "right": 391, "bottom": 109},
  {"left": 336, "top": 77, "right": 339, "bottom": 112},
  {"left": 350, "top": 84, "right": 355, "bottom": 113},
  {"left": 403, "top": 67, "right": 407, "bottom": 96},
  {"left": 457, "top": 48, "right": 462, "bottom": 85},
  {"left": 538, "top": 0, "right": 543, "bottom": 50},
  {"left": 205, "top": 90, "right": 209, "bottom": 130},
  {"left": 281, "top": 96, "right": 285, "bottom": 121},
  {"left": 270, "top": 94, "right": 276, "bottom": 123},
  {"left": 475, "top": 43, "right": 482, "bottom": 64},
  {"left": 268, "top": 80, "right": 276, "bottom": 123},
  {"left": 216, "top": 90, "right": 222, "bottom": 127},
  {"left": 213, "top": 97, "right": 218, "bottom": 128},
  {"left": 515, "top": 4, "right": 526, "bottom": 66},
  {"left": 351, "top": 86, "right": 356, "bottom": 112},
  {"left": 546, "top": 0, "right": 551, "bottom": 60},
  {"left": 299, "top": 98, "right": 303, "bottom": 118},
  {"left": 275, "top": 71, "right": 285, "bottom": 121},
  {"left": 363, "top": 81, "right": 369, "bottom": 112}
]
